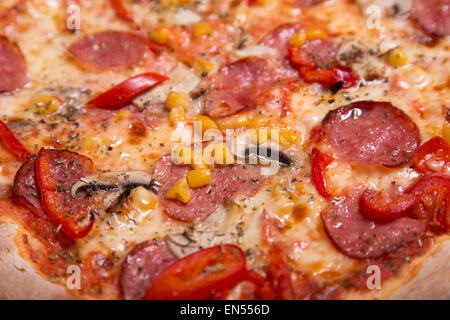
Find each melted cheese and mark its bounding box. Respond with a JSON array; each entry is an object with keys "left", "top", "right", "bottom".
[{"left": 0, "top": 0, "right": 448, "bottom": 299}]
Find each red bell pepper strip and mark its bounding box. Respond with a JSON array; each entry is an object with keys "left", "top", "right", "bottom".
[
  {"left": 87, "top": 73, "right": 169, "bottom": 110},
  {"left": 247, "top": 271, "right": 278, "bottom": 300},
  {"left": 35, "top": 148, "right": 95, "bottom": 238},
  {"left": 145, "top": 244, "right": 247, "bottom": 300},
  {"left": 413, "top": 136, "right": 450, "bottom": 175},
  {"left": 0, "top": 120, "right": 31, "bottom": 161},
  {"left": 311, "top": 147, "right": 334, "bottom": 198},
  {"left": 359, "top": 190, "right": 416, "bottom": 223},
  {"left": 407, "top": 175, "right": 450, "bottom": 233},
  {"left": 109, "top": 0, "right": 135, "bottom": 24}
]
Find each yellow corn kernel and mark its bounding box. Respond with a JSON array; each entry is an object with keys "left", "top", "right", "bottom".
[
  {"left": 31, "top": 93, "right": 60, "bottom": 115},
  {"left": 216, "top": 114, "right": 249, "bottom": 129},
  {"left": 386, "top": 48, "right": 408, "bottom": 67},
  {"left": 194, "top": 59, "right": 215, "bottom": 77},
  {"left": 150, "top": 27, "right": 171, "bottom": 45},
  {"left": 169, "top": 107, "right": 187, "bottom": 127},
  {"left": 129, "top": 186, "right": 158, "bottom": 211},
  {"left": 166, "top": 91, "right": 190, "bottom": 111},
  {"left": 305, "top": 28, "right": 326, "bottom": 40},
  {"left": 278, "top": 128, "right": 300, "bottom": 148},
  {"left": 172, "top": 145, "right": 194, "bottom": 165},
  {"left": 443, "top": 123, "right": 450, "bottom": 144},
  {"left": 196, "top": 115, "right": 218, "bottom": 132},
  {"left": 166, "top": 177, "right": 191, "bottom": 203},
  {"left": 212, "top": 142, "right": 234, "bottom": 165},
  {"left": 289, "top": 30, "right": 306, "bottom": 47},
  {"left": 187, "top": 169, "right": 212, "bottom": 188},
  {"left": 193, "top": 22, "right": 213, "bottom": 37},
  {"left": 248, "top": 115, "right": 272, "bottom": 128}
]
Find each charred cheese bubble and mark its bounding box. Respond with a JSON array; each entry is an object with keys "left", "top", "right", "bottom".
[
  {"left": 386, "top": 48, "right": 408, "bottom": 67},
  {"left": 187, "top": 169, "right": 212, "bottom": 188},
  {"left": 169, "top": 107, "right": 187, "bottom": 127},
  {"left": 31, "top": 93, "right": 60, "bottom": 115},
  {"left": 216, "top": 114, "right": 249, "bottom": 129},
  {"left": 193, "top": 22, "right": 213, "bottom": 37},
  {"left": 305, "top": 28, "right": 327, "bottom": 40},
  {"left": 166, "top": 91, "right": 190, "bottom": 110},
  {"left": 289, "top": 30, "right": 306, "bottom": 47},
  {"left": 196, "top": 115, "right": 218, "bottom": 131},
  {"left": 194, "top": 59, "right": 215, "bottom": 77},
  {"left": 166, "top": 177, "right": 191, "bottom": 203},
  {"left": 443, "top": 123, "right": 450, "bottom": 144},
  {"left": 129, "top": 186, "right": 158, "bottom": 211},
  {"left": 150, "top": 27, "right": 171, "bottom": 45}
]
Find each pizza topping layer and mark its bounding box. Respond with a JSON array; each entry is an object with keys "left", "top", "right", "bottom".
[
  {"left": 321, "top": 186, "right": 427, "bottom": 259},
  {"left": 120, "top": 240, "right": 177, "bottom": 300},
  {"left": 321, "top": 101, "right": 421, "bottom": 167},
  {"left": 68, "top": 30, "right": 152, "bottom": 71},
  {"left": 0, "top": 0, "right": 448, "bottom": 300},
  {"left": 153, "top": 154, "right": 264, "bottom": 222},
  {"left": 0, "top": 36, "right": 27, "bottom": 93},
  {"left": 410, "top": 0, "right": 450, "bottom": 37}
]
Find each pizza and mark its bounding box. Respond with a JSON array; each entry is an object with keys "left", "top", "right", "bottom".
[{"left": 0, "top": 0, "right": 448, "bottom": 300}]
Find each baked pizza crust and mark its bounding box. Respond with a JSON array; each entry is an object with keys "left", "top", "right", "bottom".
[{"left": 0, "top": 221, "right": 448, "bottom": 300}]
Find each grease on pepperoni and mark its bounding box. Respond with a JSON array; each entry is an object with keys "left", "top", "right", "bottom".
[
  {"left": 68, "top": 31, "right": 150, "bottom": 71},
  {"left": 321, "top": 187, "right": 427, "bottom": 259},
  {"left": 153, "top": 155, "right": 264, "bottom": 222},
  {"left": 0, "top": 37, "right": 28, "bottom": 92},
  {"left": 120, "top": 240, "right": 177, "bottom": 300},
  {"left": 322, "top": 101, "right": 420, "bottom": 167},
  {"left": 410, "top": 0, "right": 450, "bottom": 37}
]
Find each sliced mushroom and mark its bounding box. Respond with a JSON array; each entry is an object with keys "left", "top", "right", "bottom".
[
  {"left": 232, "top": 141, "right": 293, "bottom": 167},
  {"left": 166, "top": 233, "right": 199, "bottom": 259},
  {"left": 71, "top": 171, "right": 161, "bottom": 212}
]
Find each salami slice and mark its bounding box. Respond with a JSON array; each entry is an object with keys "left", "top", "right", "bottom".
[
  {"left": 13, "top": 154, "right": 45, "bottom": 217},
  {"left": 0, "top": 37, "right": 28, "bottom": 93},
  {"left": 120, "top": 241, "right": 177, "bottom": 300},
  {"left": 410, "top": 0, "right": 450, "bottom": 37},
  {"left": 153, "top": 155, "right": 263, "bottom": 222},
  {"left": 301, "top": 39, "right": 340, "bottom": 68},
  {"left": 321, "top": 187, "right": 427, "bottom": 259},
  {"left": 203, "top": 57, "right": 284, "bottom": 118},
  {"left": 68, "top": 31, "right": 150, "bottom": 71},
  {"left": 322, "top": 101, "right": 420, "bottom": 167}
]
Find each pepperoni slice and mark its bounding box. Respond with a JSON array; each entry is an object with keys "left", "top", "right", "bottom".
[
  {"left": 322, "top": 101, "right": 420, "bottom": 167},
  {"left": 120, "top": 241, "right": 177, "bottom": 300},
  {"left": 0, "top": 37, "right": 28, "bottom": 93},
  {"left": 203, "top": 57, "right": 285, "bottom": 118},
  {"left": 260, "top": 23, "right": 302, "bottom": 58},
  {"left": 35, "top": 148, "right": 97, "bottom": 238},
  {"left": 68, "top": 31, "right": 150, "bottom": 71},
  {"left": 321, "top": 187, "right": 427, "bottom": 259},
  {"left": 410, "top": 0, "right": 450, "bottom": 37},
  {"left": 13, "top": 154, "right": 45, "bottom": 217},
  {"left": 153, "top": 155, "right": 263, "bottom": 222}
]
